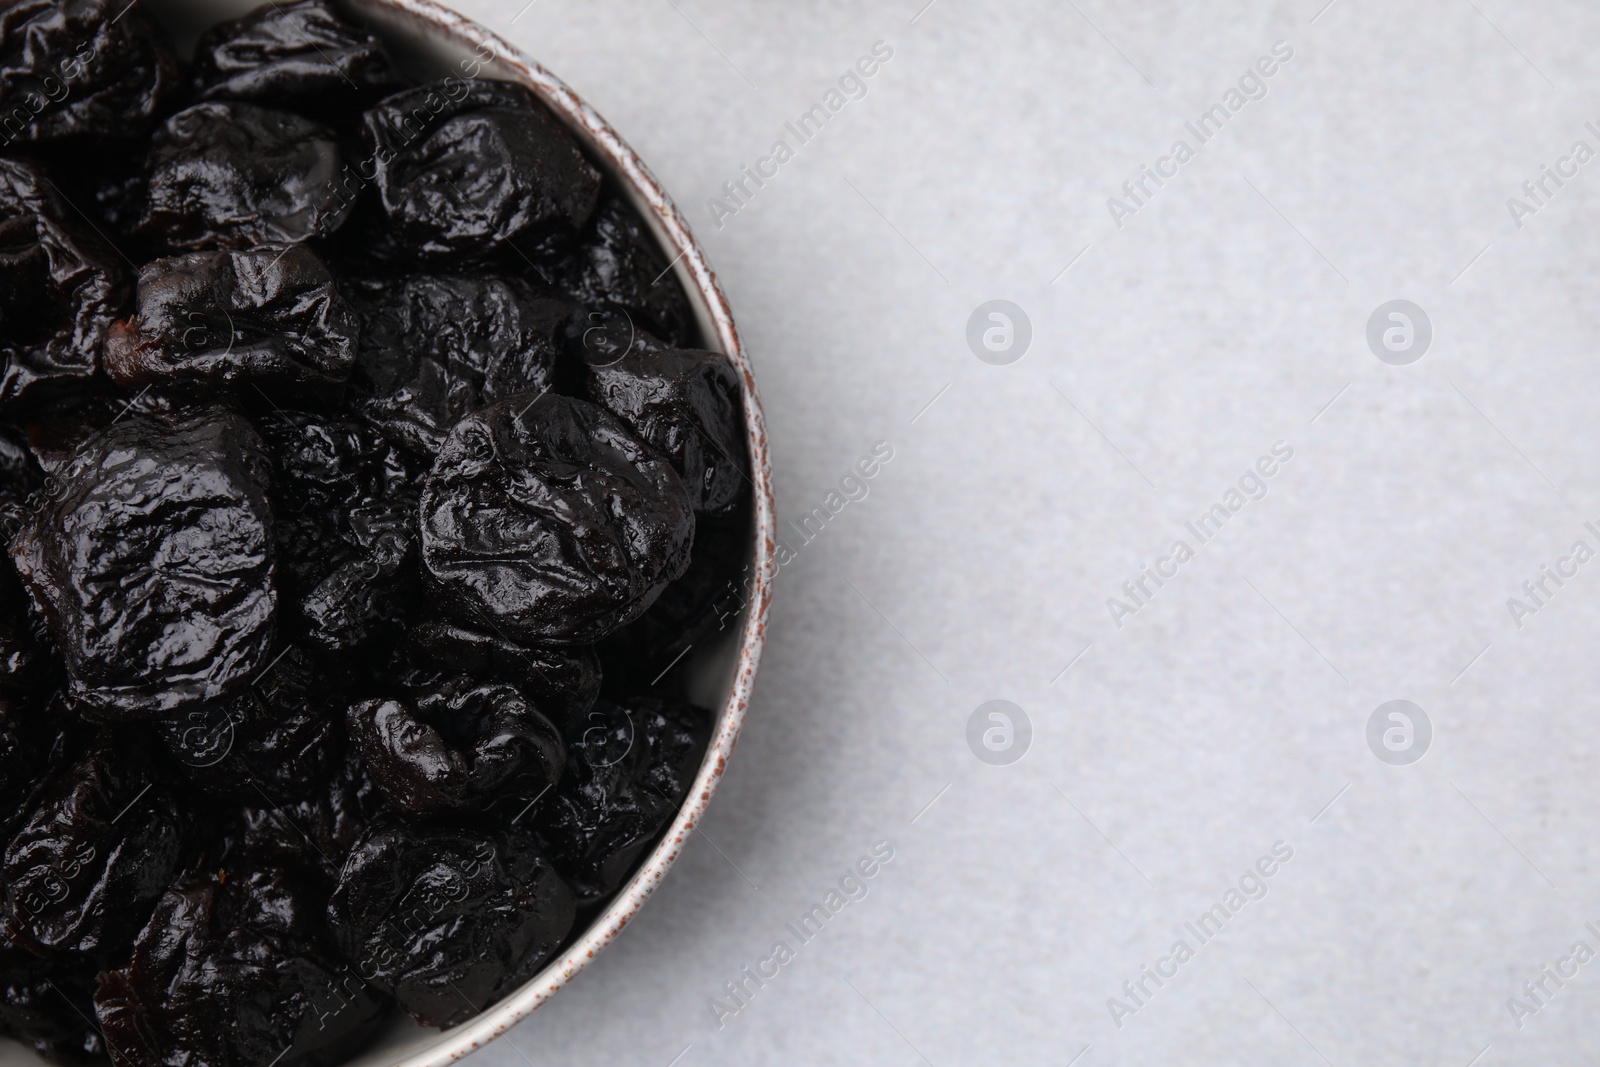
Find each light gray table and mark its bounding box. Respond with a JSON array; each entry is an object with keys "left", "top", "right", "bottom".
[{"left": 454, "top": 2, "right": 1600, "bottom": 1064}]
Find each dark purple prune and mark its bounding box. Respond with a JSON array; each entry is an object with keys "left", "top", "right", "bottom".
[
  {"left": 0, "top": 158, "right": 129, "bottom": 406},
  {"left": 2, "top": 733, "right": 188, "bottom": 958},
  {"left": 598, "top": 506, "right": 749, "bottom": 690},
  {"left": 327, "top": 823, "right": 574, "bottom": 1028},
  {"left": 534, "top": 696, "right": 709, "bottom": 904},
  {"left": 95, "top": 866, "right": 388, "bottom": 1067},
  {"left": 346, "top": 677, "right": 564, "bottom": 819},
  {"left": 347, "top": 273, "right": 575, "bottom": 458},
  {"left": 229, "top": 747, "right": 389, "bottom": 886},
  {"left": 0, "top": 0, "right": 177, "bottom": 146},
  {"left": 104, "top": 244, "right": 358, "bottom": 396},
  {"left": 552, "top": 192, "right": 697, "bottom": 347},
  {"left": 137, "top": 101, "right": 352, "bottom": 251},
  {"left": 407, "top": 620, "right": 599, "bottom": 731},
  {"left": 419, "top": 394, "right": 693, "bottom": 644},
  {"left": 574, "top": 311, "right": 746, "bottom": 515},
  {"left": 17, "top": 385, "right": 188, "bottom": 476},
  {"left": 0, "top": 696, "right": 62, "bottom": 841},
  {"left": 0, "top": 954, "right": 105, "bottom": 1063},
  {"left": 256, "top": 410, "right": 418, "bottom": 654},
  {"left": 9, "top": 408, "right": 278, "bottom": 719},
  {"left": 0, "top": 553, "right": 56, "bottom": 698},
  {"left": 360, "top": 80, "right": 601, "bottom": 260},
  {"left": 192, "top": 0, "right": 404, "bottom": 116},
  {"left": 154, "top": 645, "right": 341, "bottom": 804}
]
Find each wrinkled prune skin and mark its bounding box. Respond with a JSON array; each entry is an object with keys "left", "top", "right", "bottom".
[
  {"left": 0, "top": 0, "right": 177, "bottom": 146},
  {"left": 407, "top": 620, "right": 599, "bottom": 732},
  {"left": 9, "top": 408, "right": 278, "bottom": 719},
  {"left": 348, "top": 274, "right": 575, "bottom": 458},
  {"left": 137, "top": 102, "right": 351, "bottom": 251},
  {"left": 17, "top": 385, "right": 189, "bottom": 476},
  {"left": 154, "top": 645, "right": 340, "bottom": 804},
  {"left": 95, "top": 867, "right": 388, "bottom": 1067},
  {"left": 575, "top": 312, "right": 746, "bottom": 515},
  {"left": 256, "top": 410, "right": 417, "bottom": 654},
  {"left": 105, "top": 245, "right": 359, "bottom": 396},
  {"left": 192, "top": 0, "right": 404, "bottom": 115},
  {"left": 361, "top": 81, "right": 601, "bottom": 260},
  {"left": 327, "top": 824, "right": 574, "bottom": 1029},
  {"left": 0, "top": 696, "right": 60, "bottom": 841},
  {"left": 2, "top": 733, "right": 188, "bottom": 958},
  {"left": 229, "top": 748, "right": 389, "bottom": 887},
  {"left": 553, "top": 193, "right": 697, "bottom": 348},
  {"left": 535, "top": 696, "right": 708, "bottom": 904},
  {"left": 0, "top": 158, "right": 128, "bottom": 406},
  {"left": 420, "top": 394, "right": 693, "bottom": 644},
  {"left": 599, "top": 507, "right": 749, "bottom": 690},
  {"left": 347, "top": 677, "right": 564, "bottom": 819},
  {"left": 0, "top": 954, "right": 105, "bottom": 1063}
]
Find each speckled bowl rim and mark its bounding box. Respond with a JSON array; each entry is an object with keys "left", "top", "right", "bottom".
[{"left": 335, "top": 3, "right": 776, "bottom": 1062}]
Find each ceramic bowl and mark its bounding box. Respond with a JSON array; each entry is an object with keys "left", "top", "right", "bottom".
[{"left": 0, "top": 2, "right": 774, "bottom": 1064}]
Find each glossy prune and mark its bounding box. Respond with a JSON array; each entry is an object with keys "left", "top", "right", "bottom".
[
  {"left": 256, "top": 410, "right": 417, "bottom": 654},
  {"left": 575, "top": 312, "right": 746, "bottom": 515},
  {"left": 228, "top": 747, "right": 389, "bottom": 887},
  {"left": 95, "top": 866, "right": 388, "bottom": 1067},
  {"left": 599, "top": 506, "right": 749, "bottom": 690},
  {"left": 9, "top": 408, "right": 277, "bottom": 719},
  {"left": 553, "top": 193, "right": 697, "bottom": 348},
  {"left": 419, "top": 393, "right": 694, "bottom": 644},
  {"left": 0, "top": 955, "right": 105, "bottom": 1064},
  {"left": 535, "top": 696, "right": 709, "bottom": 903},
  {"left": 326, "top": 824, "right": 574, "bottom": 1028},
  {"left": 346, "top": 677, "right": 564, "bottom": 819},
  {"left": 191, "top": 0, "right": 404, "bottom": 115},
  {"left": 0, "top": 0, "right": 177, "bottom": 146},
  {"left": 360, "top": 81, "right": 601, "bottom": 260},
  {"left": 154, "top": 644, "right": 340, "bottom": 804},
  {"left": 137, "top": 102, "right": 351, "bottom": 251},
  {"left": 104, "top": 244, "right": 359, "bottom": 395},
  {"left": 0, "top": 158, "right": 129, "bottom": 406},
  {"left": 347, "top": 273, "right": 575, "bottom": 458},
  {"left": 2, "top": 733, "right": 188, "bottom": 958},
  {"left": 407, "top": 620, "right": 600, "bottom": 732}
]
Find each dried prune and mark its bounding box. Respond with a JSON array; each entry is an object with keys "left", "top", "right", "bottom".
[
  {"left": 420, "top": 394, "right": 693, "bottom": 644},
  {"left": 105, "top": 245, "right": 358, "bottom": 396},
  {"left": 360, "top": 81, "right": 601, "bottom": 260},
  {"left": 327, "top": 824, "right": 574, "bottom": 1028},
  {"left": 137, "top": 102, "right": 351, "bottom": 251},
  {"left": 347, "top": 273, "right": 575, "bottom": 457},
  {"left": 407, "top": 620, "right": 600, "bottom": 731},
  {"left": 256, "top": 410, "right": 417, "bottom": 654},
  {"left": 0, "top": 0, "right": 177, "bottom": 146},
  {"left": 9, "top": 408, "right": 277, "bottom": 719},
  {"left": 2, "top": 733, "right": 188, "bottom": 958},
  {"left": 192, "top": 0, "right": 404, "bottom": 115},
  {"left": 575, "top": 311, "right": 746, "bottom": 515},
  {"left": 95, "top": 866, "right": 388, "bottom": 1067},
  {"left": 347, "top": 677, "right": 563, "bottom": 819},
  {"left": 228, "top": 748, "right": 389, "bottom": 886},
  {"left": 599, "top": 506, "right": 749, "bottom": 690},
  {"left": 535, "top": 696, "right": 708, "bottom": 903},
  {"left": 553, "top": 192, "right": 697, "bottom": 347},
  {"left": 154, "top": 645, "right": 340, "bottom": 804},
  {"left": 0, "top": 158, "right": 128, "bottom": 406},
  {"left": 0, "top": 954, "right": 105, "bottom": 1063}
]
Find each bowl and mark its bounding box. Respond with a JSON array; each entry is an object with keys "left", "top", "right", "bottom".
[{"left": 0, "top": 2, "right": 775, "bottom": 1064}]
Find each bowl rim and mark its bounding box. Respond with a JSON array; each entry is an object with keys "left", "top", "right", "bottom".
[{"left": 309, "top": 2, "right": 776, "bottom": 1063}]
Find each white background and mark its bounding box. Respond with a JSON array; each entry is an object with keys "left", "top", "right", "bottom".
[{"left": 453, "top": 2, "right": 1600, "bottom": 1064}]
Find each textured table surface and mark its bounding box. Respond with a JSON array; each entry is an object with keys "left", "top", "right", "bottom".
[{"left": 452, "top": 2, "right": 1600, "bottom": 1064}]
